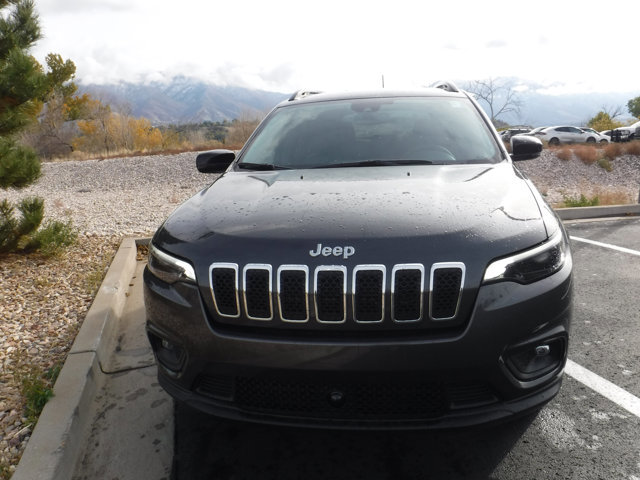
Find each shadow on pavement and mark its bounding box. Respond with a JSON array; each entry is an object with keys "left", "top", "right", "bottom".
[{"left": 172, "top": 402, "right": 536, "bottom": 480}]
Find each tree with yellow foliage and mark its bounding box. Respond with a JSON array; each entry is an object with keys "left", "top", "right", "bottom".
[{"left": 73, "top": 100, "right": 165, "bottom": 156}]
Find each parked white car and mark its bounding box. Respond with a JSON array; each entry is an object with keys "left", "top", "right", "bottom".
[
  {"left": 537, "top": 126, "right": 594, "bottom": 145},
  {"left": 580, "top": 127, "right": 610, "bottom": 143}
]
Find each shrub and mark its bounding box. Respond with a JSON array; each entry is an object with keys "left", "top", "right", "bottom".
[
  {"left": 574, "top": 145, "right": 598, "bottom": 165},
  {"left": 0, "top": 197, "right": 76, "bottom": 256},
  {"left": 597, "top": 189, "right": 634, "bottom": 205},
  {"left": 597, "top": 158, "right": 613, "bottom": 172},
  {"left": 12, "top": 357, "right": 62, "bottom": 426},
  {"left": 562, "top": 194, "right": 599, "bottom": 208},
  {"left": 24, "top": 219, "right": 77, "bottom": 257},
  {"left": 624, "top": 141, "right": 640, "bottom": 156},
  {"left": 603, "top": 142, "right": 623, "bottom": 160},
  {"left": 556, "top": 147, "right": 572, "bottom": 161},
  {"left": 0, "top": 197, "right": 44, "bottom": 253}
]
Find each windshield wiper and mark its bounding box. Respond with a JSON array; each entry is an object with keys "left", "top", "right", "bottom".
[
  {"left": 237, "top": 162, "right": 290, "bottom": 171},
  {"left": 311, "top": 159, "right": 435, "bottom": 169}
]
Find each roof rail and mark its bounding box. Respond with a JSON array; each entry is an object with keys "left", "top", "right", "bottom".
[
  {"left": 288, "top": 89, "right": 323, "bottom": 101},
  {"left": 431, "top": 81, "right": 459, "bottom": 93}
]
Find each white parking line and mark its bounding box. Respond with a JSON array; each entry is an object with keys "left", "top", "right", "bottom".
[
  {"left": 565, "top": 359, "right": 640, "bottom": 418},
  {"left": 570, "top": 236, "right": 640, "bottom": 256}
]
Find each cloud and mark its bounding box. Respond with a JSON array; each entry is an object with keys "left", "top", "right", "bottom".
[
  {"left": 486, "top": 39, "right": 507, "bottom": 48},
  {"left": 37, "top": 0, "right": 134, "bottom": 15}
]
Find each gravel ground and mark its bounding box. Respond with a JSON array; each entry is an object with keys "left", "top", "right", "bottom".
[
  {"left": 2, "top": 151, "right": 215, "bottom": 237},
  {"left": 517, "top": 149, "right": 640, "bottom": 205},
  {"left": 1, "top": 148, "right": 639, "bottom": 475}
]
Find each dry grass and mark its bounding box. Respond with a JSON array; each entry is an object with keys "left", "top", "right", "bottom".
[
  {"left": 45, "top": 141, "right": 246, "bottom": 163},
  {"left": 557, "top": 188, "right": 634, "bottom": 208},
  {"left": 573, "top": 145, "right": 598, "bottom": 165},
  {"left": 603, "top": 142, "right": 623, "bottom": 160},
  {"left": 544, "top": 141, "right": 640, "bottom": 163},
  {"left": 596, "top": 188, "right": 635, "bottom": 205},
  {"left": 624, "top": 141, "right": 640, "bottom": 156},
  {"left": 555, "top": 147, "right": 573, "bottom": 161}
]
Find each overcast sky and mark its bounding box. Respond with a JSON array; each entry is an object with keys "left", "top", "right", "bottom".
[{"left": 30, "top": 0, "right": 639, "bottom": 95}]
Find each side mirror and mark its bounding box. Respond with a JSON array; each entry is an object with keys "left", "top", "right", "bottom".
[
  {"left": 196, "top": 149, "right": 236, "bottom": 173},
  {"left": 510, "top": 135, "right": 543, "bottom": 161}
]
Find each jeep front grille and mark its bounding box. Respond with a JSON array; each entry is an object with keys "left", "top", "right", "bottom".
[{"left": 209, "top": 262, "right": 465, "bottom": 325}]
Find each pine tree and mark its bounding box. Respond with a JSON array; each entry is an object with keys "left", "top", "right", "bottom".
[{"left": 0, "top": 0, "right": 77, "bottom": 254}]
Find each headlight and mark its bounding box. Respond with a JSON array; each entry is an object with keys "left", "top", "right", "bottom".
[
  {"left": 483, "top": 230, "right": 568, "bottom": 285},
  {"left": 147, "top": 243, "right": 196, "bottom": 284}
]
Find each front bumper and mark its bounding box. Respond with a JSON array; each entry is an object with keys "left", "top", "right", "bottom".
[{"left": 143, "top": 259, "right": 572, "bottom": 429}]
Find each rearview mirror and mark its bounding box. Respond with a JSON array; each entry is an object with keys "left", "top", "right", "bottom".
[
  {"left": 510, "top": 136, "right": 543, "bottom": 161},
  {"left": 196, "top": 149, "right": 236, "bottom": 173}
]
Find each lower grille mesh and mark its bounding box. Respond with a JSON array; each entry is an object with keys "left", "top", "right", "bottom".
[
  {"left": 234, "top": 376, "right": 449, "bottom": 419},
  {"left": 195, "top": 374, "right": 497, "bottom": 419}
]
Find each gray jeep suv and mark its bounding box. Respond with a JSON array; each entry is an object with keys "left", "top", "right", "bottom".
[{"left": 144, "top": 83, "right": 572, "bottom": 429}]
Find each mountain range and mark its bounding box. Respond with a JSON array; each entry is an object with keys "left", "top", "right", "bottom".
[
  {"left": 79, "top": 77, "right": 639, "bottom": 127},
  {"left": 79, "top": 77, "right": 289, "bottom": 124}
]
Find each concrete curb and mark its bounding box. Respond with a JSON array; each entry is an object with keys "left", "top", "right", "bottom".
[
  {"left": 556, "top": 204, "right": 640, "bottom": 221},
  {"left": 12, "top": 237, "right": 139, "bottom": 480}
]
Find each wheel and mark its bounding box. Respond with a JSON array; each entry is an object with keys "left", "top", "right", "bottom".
[
  {"left": 548, "top": 138, "right": 560, "bottom": 146},
  {"left": 586, "top": 137, "right": 596, "bottom": 143},
  {"left": 600, "top": 139, "right": 608, "bottom": 143}
]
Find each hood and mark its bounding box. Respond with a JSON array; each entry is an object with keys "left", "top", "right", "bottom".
[{"left": 155, "top": 162, "right": 548, "bottom": 276}]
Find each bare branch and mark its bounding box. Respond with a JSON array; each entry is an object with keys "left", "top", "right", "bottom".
[
  {"left": 600, "top": 104, "right": 624, "bottom": 120},
  {"left": 464, "top": 78, "right": 523, "bottom": 124}
]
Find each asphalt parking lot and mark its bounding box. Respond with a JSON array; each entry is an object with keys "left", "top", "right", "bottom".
[{"left": 173, "top": 217, "right": 640, "bottom": 480}]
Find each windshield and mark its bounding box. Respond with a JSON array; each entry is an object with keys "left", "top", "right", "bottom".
[{"left": 238, "top": 96, "right": 502, "bottom": 169}]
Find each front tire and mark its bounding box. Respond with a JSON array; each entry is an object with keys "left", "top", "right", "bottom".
[
  {"left": 549, "top": 138, "right": 560, "bottom": 146},
  {"left": 586, "top": 137, "right": 596, "bottom": 143}
]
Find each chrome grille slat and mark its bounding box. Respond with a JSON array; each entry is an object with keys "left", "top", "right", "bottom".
[
  {"left": 243, "top": 264, "right": 273, "bottom": 321},
  {"left": 314, "top": 266, "right": 347, "bottom": 323},
  {"left": 353, "top": 265, "right": 385, "bottom": 323},
  {"left": 391, "top": 264, "right": 424, "bottom": 322},
  {"left": 209, "top": 263, "right": 240, "bottom": 318},
  {"left": 430, "top": 262, "right": 465, "bottom": 321},
  {"left": 277, "top": 265, "right": 309, "bottom": 322}
]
